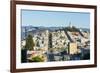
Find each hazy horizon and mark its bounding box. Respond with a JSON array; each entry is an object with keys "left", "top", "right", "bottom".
[{"left": 21, "top": 25, "right": 90, "bottom": 29}]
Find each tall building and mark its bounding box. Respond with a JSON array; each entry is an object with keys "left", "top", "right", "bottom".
[{"left": 68, "top": 43, "right": 78, "bottom": 54}]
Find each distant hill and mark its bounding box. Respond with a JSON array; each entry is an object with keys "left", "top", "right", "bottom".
[{"left": 21, "top": 26, "right": 90, "bottom": 40}]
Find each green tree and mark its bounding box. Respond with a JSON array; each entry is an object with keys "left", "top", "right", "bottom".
[
  {"left": 25, "top": 34, "right": 35, "bottom": 50},
  {"left": 49, "top": 33, "right": 52, "bottom": 48},
  {"left": 64, "top": 26, "right": 79, "bottom": 32},
  {"left": 31, "top": 56, "right": 44, "bottom": 62}
]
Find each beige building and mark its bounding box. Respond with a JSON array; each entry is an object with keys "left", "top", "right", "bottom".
[{"left": 69, "top": 43, "right": 78, "bottom": 54}]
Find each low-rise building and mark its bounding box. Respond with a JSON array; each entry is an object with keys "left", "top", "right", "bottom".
[
  {"left": 33, "top": 30, "right": 49, "bottom": 52},
  {"left": 52, "top": 30, "right": 69, "bottom": 49}
]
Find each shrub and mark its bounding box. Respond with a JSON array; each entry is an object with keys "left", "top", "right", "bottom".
[{"left": 31, "top": 56, "right": 44, "bottom": 62}]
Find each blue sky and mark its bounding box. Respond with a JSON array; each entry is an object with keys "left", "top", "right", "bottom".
[{"left": 21, "top": 9, "right": 90, "bottom": 28}]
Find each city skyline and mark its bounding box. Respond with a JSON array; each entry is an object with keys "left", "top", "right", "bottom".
[{"left": 21, "top": 10, "right": 90, "bottom": 28}]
